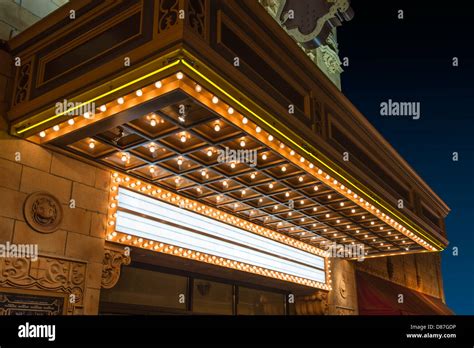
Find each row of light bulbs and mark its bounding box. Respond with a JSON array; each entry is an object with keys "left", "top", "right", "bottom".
[
  {"left": 36, "top": 73, "right": 184, "bottom": 140},
  {"left": 218, "top": 101, "right": 438, "bottom": 252},
  {"left": 106, "top": 172, "right": 332, "bottom": 289},
  {"left": 108, "top": 230, "right": 330, "bottom": 289},
  {"left": 77, "top": 75, "right": 380, "bottom": 250},
  {"left": 107, "top": 172, "right": 330, "bottom": 258}
]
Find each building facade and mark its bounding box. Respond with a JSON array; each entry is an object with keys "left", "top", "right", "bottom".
[{"left": 0, "top": 0, "right": 451, "bottom": 315}]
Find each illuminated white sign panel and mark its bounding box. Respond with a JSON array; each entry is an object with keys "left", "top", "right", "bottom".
[{"left": 116, "top": 188, "right": 326, "bottom": 284}]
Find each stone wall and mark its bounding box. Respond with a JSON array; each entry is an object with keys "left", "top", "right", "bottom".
[
  {"left": 356, "top": 253, "right": 445, "bottom": 301},
  {"left": 327, "top": 259, "right": 358, "bottom": 315},
  {"left": 0, "top": 128, "right": 110, "bottom": 314},
  {"left": 0, "top": 0, "right": 69, "bottom": 40}
]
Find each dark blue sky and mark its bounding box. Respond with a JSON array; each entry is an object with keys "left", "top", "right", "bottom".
[{"left": 338, "top": 0, "right": 473, "bottom": 314}]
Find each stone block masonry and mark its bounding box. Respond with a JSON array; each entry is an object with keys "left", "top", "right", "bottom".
[{"left": 0, "top": 128, "right": 111, "bottom": 314}]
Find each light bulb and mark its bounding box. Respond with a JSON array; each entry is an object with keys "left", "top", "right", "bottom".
[
  {"left": 228, "top": 107, "right": 234, "bottom": 114},
  {"left": 100, "top": 105, "right": 107, "bottom": 112},
  {"left": 176, "top": 72, "right": 184, "bottom": 80},
  {"left": 155, "top": 81, "right": 162, "bottom": 88},
  {"left": 207, "top": 150, "right": 213, "bottom": 157},
  {"left": 150, "top": 119, "right": 157, "bottom": 127},
  {"left": 177, "top": 158, "right": 183, "bottom": 166},
  {"left": 268, "top": 135, "right": 274, "bottom": 141},
  {"left": 83, "top": 112, "right": 91, "bottom": 119},
  {"left": 262, "top": 154, "right": 267, "bottom": 160},
  {"left": 149, "top": 167, "right": 155, "bottom": 173},
  {"left": 212, "top": 96, "right": 219, "bottom": 104},
  {"left": 256, "top": 126, "right": 261, "bottom": 133},
  {"left": 53, "top": 125, "right": 60, "bottom": 131},
  {"left": 117, "top": 97, "right": 124, "bottom": 104},
  {"left": 39, "top": 131, "right": 46, "bottom": 138},
  {"left": 195, "top": 84, "right": 202, "bottom": 92},
  {"left": 242, "top": 117, "right": 248, "bottom": 124},
  {"left": 281, "top": 166, "right": 286, "bottom": 172},
  {"left": 214, "top": 124, "right": 221, "bottom": 132},
  {"left": 88, "top": 142, "right": 95, "bottom": 149},
  {"left": 180, "top": 135, "right": 187, "bottom": 143},
  {"left": 68, "top": 119, "right": 75, "bottom": 125},
  {"left": 240, "top": 140, "right": 246, "bottom": 147},
  {"left": 149, "top": 145, "right": 156, "bottom": 153}
]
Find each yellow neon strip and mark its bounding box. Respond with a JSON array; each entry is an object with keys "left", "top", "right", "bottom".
[
  {"left": 181, "top": 59, "right": 444, "bottom": 251},
  {"left": 16, "top": 59, "right": 181, "bottom": 134}
]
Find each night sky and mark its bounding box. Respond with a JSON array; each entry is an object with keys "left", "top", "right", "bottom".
[{"left": 337, "top": 1, "right": 473, "bottom": 314}]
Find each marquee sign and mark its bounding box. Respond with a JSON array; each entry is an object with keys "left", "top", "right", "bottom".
[{"left": 112, "top": 186, "right": 328, "bottom": 289}]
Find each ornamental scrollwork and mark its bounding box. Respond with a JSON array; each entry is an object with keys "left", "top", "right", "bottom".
[
  {"left": 13, "top": 60, "right": 32, "bottom": 106},
  {"left": 320, "top": 45, "right": 343, "bottom": 74},
  {"left": 158, "top": 0, "right": 180, "bottom": 33},
  {"left": 186, "top": 0, "right": 205, "bottom": 38},
  {"left": 0, "top": 256, "right": 86, "bottom": 314},
  {"left": 101, "top": 247, "right": 131, "bottom": 289}
]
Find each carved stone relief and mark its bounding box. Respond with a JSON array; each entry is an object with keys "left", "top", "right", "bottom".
[
  {"left": 295, "top": 290, "right": 329, "bottom": 315},
  {"left": 0, "top": 256, "right": 86, "bottom": 314},
  {"left": 23, "top": 192, "right": 63, "bottom": 233},
  {"left": 339, "top": 274, "right": 347, "bottom": 300},
  {"left": 101, "top": 247, "right": 131, "bottom": 289},
  {"left": 13, "top": 59, "right": 32, "bottom": 106}
]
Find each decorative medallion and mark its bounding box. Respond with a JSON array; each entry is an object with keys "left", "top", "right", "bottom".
[{"left": 23, "top": 192, "right": 63, "bottom": 233}]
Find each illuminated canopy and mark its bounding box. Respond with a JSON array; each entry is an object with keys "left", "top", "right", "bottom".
[{"left": 14, "top": 56, "right": 447, "bottom": 261}]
